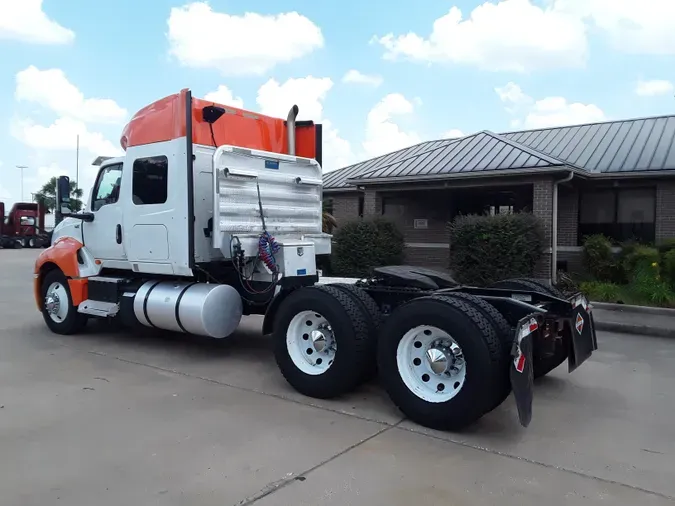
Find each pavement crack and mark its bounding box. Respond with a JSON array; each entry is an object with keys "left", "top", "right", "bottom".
[
  {"left": 234, "top": 422, "right": 400, "bottom": 506},
  {"left": 396, "top": 426, "right": 675, "bottom": 502},
  {"left": 81, "top": 347, "right": 402, "bottom": 427}
]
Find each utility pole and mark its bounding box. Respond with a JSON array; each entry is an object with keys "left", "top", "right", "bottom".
[
  {"left": 15, "top": 165, "right": 28, "bottom": 202},
  {"left": 76, "top": 134, "right": 79, "bottom": 188}
]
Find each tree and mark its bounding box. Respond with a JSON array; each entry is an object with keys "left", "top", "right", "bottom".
[
  {"left": 34, "top": 177, "right": 84, "bottom": 213},
  {"left": 322, "top": 199, "right": 337, "bottom": 234}
]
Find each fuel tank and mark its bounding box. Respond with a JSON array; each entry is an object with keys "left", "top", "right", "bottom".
[{"left": 133, "top": 280, "right": 243, "bottom": 338}]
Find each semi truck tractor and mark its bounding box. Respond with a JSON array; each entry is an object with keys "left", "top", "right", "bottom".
[
  {"left": 34, "top": 89, "right": 598, "bottom": 430},
  {"left": 1, "top": 201, "right": 48, "bottom": 248}
]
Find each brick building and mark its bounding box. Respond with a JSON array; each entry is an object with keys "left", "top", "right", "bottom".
[{"left": 323, "top": 115, "right": 675, "bottom": 282}]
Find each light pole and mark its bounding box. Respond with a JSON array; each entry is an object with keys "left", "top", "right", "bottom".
[{"left": 16, "top": 165, "right": 28, "bottom": 202}]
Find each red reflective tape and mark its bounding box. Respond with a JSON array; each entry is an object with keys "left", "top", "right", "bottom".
[
  {"left": 529, "top": 322, "right": 538, "bottom": 332},
  {"left": 516, "top": 353, "right": 526, "bottom": 373}
]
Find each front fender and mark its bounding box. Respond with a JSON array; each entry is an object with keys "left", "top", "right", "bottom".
[{"left": 33, "top": 238, "right": 84, "bottom": 310}]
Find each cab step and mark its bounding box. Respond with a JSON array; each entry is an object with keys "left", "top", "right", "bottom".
[{"left": 78, "top": 300, "right": 120, "bottom": 317}]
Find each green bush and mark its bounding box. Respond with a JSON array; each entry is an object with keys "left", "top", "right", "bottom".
[
  {"left": 622, "top": 245, "right": 660, "bottom": 274},
  {"left": 662, "top": 249, "right": 675, "bottom": 288},
  {"left": 629, "top": 262, "right": 675, "bottom": 306},
  {"left": 582, "top": 235, "right": 617, "bottom": 281},
  {"left": 657, "top": 238, "right": 675, "bottom": 255},
  {"left": 448, "top": 212, "right": 545, "bottom": 286},
  {"left": 331, "top": 219, "right": 405, "bottom": 277},
  {"left": 579, "top": 281, "right": 623, "bottom": 303}
]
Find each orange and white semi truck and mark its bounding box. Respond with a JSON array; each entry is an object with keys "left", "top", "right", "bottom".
[{"left": 33, "top": 89, "right": 598, "bottom": 431}]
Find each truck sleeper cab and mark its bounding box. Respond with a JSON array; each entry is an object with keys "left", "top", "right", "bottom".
[{"left": 33, "top": 88, "right": 598, "bottom": 432}]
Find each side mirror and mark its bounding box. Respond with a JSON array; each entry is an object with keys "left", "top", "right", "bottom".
[{"left": 56, "top": 176, "right": 72, "bottom": 215}]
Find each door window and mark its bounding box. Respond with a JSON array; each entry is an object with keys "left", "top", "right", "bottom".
[{"left": 92, "top": 164, "right": 123, "bottom": 211}]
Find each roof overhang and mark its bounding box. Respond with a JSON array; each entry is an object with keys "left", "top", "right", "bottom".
[
  {"left": 347, "top": 165, "right": 581, "bottom": 186},
  {"left": 344, "top": 165, "right": 675, "bottom": 188}
]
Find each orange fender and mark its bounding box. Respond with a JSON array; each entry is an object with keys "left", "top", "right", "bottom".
[{"left": 34, "top": 237, "right": 88, "bottom": 310}]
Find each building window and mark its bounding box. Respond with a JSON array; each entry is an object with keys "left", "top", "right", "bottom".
[
  {"left": 132, "top": 156, "right": 168, "bottom": 205},
  {"left": 358, "top": 195, "right": 364, "bottom": 218},
  {"left": 578, "top": 187, "right": 656, "bottom": 244}
]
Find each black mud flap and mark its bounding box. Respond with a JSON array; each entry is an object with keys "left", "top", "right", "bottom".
[
  {"left": 568, "top": 296, "right": 598, "bottom": 373},
  {"left": 510, "top": 315, "right": 540, "bottom": 428}
]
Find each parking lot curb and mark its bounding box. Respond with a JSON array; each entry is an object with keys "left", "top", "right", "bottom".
[
  {"left": 590, "top": 301, "right": 675, "bottom": 316},
  {"left": 593, "top": 320, "right": 675, "bottom": 338}
]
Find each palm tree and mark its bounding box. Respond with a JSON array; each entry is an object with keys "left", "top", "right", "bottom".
[
  {"left": 322, "top": 199, "right": 337, "bottom": 233},
  {"left": 34, "top": 177, "right": 84, "bottom": 213}
]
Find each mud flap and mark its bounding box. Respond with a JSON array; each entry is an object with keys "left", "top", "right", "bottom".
[
  {"left": 568, "top": 296, "right": 598, "bottom": 373},
  {"left": 510, "top": 315, "right": 540, "bottom": 428}
]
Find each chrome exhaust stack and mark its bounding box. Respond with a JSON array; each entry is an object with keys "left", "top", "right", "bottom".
[{"left": 287, "top": 105, "right": 299, "bottom": 155}]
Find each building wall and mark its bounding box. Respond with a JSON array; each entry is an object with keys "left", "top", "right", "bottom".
[
  {"left": 532, "top": 178, "right": 553, "bottom": 279},
  {"left": 656, "top": 181, "right": 675, "bottom": 243},
  {"left": 327, "top": 192, "right": 360, "bottom": 225},
  {"left": 327, "top": 177, "right": 675, "bottom": 280}
]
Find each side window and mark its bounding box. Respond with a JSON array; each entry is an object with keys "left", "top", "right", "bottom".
[
  {"left": 92, "top": 164, "right": 123, "bottom": 212},
  {"left": 132, "top": 156, "right": 168, "bottom": 206}
]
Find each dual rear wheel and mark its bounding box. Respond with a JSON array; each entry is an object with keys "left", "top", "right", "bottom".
[{"left": 273, "top": 285, "right": 512, "bottom": 430}]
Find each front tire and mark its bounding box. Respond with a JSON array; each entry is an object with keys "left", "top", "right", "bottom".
[
  {"left": 377, "top": 295, "right": 503, "bottom": 431},
  {"left": 41, "top": 270, "right": 88, "bottom": 335},
  {"left": 28, "top": 237, "right": 37, "bottom": 248},
  {"left": 272, "top": 285, "right": 375, "bottom": 399}
]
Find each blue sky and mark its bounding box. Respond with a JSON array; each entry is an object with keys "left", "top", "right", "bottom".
[{"left": 1, "top": 0, "right": 674, "bottom": 208}]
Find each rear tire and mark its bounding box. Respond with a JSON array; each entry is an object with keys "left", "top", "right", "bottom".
[
  {"left": 489, "top": 278, "right": 568, "bottom": 378},
  {"left": 435, "top": 292, "right": 512, "bottom": 412},
  {"left": 40, "top": 270, "right": 88, "bottom": 335},
  {"left": 272, "top": 285, "right": 375, "bottom": 399},
  {"left": 329, "top": 283, "right": 381, "bottom": 379},
  {"left": 377, "top": 295, "right": 503, "bottom": 431}
]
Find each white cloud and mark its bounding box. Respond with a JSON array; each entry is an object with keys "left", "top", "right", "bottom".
[
  {"left": 167, "top": 2, "right": 323, "bottom": 75},
  {"left": 635, "top": 79, "right": 674, "bottom": 97},
  {"left": 342, "top": 70, "right": 383, "bottom": 87},
  {"left": 203, "top": 85, "right": 244, "bottom": 108},
  {"left": 15, "top": 66, "right": 128, "bottom": 124},
  {"left": 0, "top": 0, "right": 74, "bottom": 44},
  {"left": 11, "top": 64, "right": 125, "bottom": 203},
  {"left": 443, "top": 129, "right": 465, "bottom": 138},
  {"left": 496, "top": 82, "right": 606, "bottom": 129},
  {"left": 374, "top": 0, "right": 587, "bottom": 72},
  {"left": 257, "top": 76, "right": 333, "bottom": 121},
  {"left": 362, "top": 93, "right": 421, "bottom": 158},
  {"left": 11, "top": 117, "right": 123, "bottom": 157},
  {"left": 256, "top": 76, "right": 355, "bottom": 172},
  {"left": 555, "top": 0, "right": 675, "bottom": 55}
]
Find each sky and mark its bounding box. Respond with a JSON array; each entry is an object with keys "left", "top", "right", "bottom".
[{"left": 0, "top": 0, "right": 674, "bottom": 208}]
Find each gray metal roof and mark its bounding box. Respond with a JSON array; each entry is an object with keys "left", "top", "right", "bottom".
[
  {"left": 324, "top": 114, "right": 675, "bottom": 189},
  {"left": 503, "top": 115, "right": 675, "bottom": 173},
  {"left": 323, "top": 139, "right": 455, "bottom": 190},
  {"left": 350, "top": 131, "right": 567, "bottom": 183}
]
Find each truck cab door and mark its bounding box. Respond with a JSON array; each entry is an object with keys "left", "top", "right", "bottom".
[{"left": 82, "top": 162, "right": 129, "bottom": 267}]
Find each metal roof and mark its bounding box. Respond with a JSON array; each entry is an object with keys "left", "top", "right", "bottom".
[
  {"left": 503, "top": 115, "right": 675, "bottom": 173},
  {"left": 323, "top": 139, "right": 455, "bottom": 191},
  {"left": 324, "top": 114, "right": 675, "bottom": 189},
  {"left": 349, "top": 131, "right": 567, "bottom": 184}
]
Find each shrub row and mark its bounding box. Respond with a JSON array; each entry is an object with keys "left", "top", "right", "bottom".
[{"left": 448, "top": 212, "right": 545, "bottom": 286}]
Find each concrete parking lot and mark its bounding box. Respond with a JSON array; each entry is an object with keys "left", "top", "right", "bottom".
[{"left": 1, "top": 249, "right": 675, "bottom": 505}]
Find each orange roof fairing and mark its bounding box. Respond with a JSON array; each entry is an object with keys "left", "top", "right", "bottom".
[{"left": 120, "top": 89, "right": 320, "bottom": 161}]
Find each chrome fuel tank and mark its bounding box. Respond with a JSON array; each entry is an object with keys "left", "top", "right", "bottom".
[{"left": 133, "top": 281, "right": 243, "bottom": 338}]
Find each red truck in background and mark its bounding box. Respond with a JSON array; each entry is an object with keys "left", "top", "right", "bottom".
[{"left": 0, "top": 201, "right": 50, "bottom": 249}]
